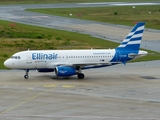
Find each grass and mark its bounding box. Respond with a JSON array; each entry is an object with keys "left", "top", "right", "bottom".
[
  {"left": 0, "top": 20, "right": 160, "bottom": 69},
  {"left": 0, "top": 20, "right": 119, "bottom": 69},
  {"left": 27, "top": 5, "right": 160, "bottom": 29},
  {"left": 0, "top": 0, "right": 160, "bottom": 4}
]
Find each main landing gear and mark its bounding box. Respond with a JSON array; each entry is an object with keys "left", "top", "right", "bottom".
[
  {"left": 24, "top": 69, "right": 29, "bottom": 79},
  {"left": 23, "top": 68, "right": 85, "bottom": 79},
  {"left": 77, "top": 73, "right": 85, "bottom": 79},
  {"left": 76, "top": 66, "right": 85, "bottom": 79}
]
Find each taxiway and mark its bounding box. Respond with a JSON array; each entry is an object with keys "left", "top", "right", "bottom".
[{"left": 0, "top": 61, "right": 160, "bottom": 120}]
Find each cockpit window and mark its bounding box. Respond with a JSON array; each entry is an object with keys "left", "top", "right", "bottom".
[{"left": 10, "top": 56, "right": 21, "bottom": 59}]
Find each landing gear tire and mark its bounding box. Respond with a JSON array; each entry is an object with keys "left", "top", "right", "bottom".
[
  {"left": 24, "top": 69, "right": 29, "bottom": 79},
  {"left": 24, "top": 75, "right": 29, "bottom": 79},
  {"left": 77, "top": 73, "right": 85, "bottom": 79}
]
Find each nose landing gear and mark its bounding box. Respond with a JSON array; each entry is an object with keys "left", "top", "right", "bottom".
[{"left": 24, "top": 69, "right": 29, "bottom": 79}]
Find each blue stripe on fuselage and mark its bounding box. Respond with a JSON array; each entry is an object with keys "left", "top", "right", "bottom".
[{"left": 110, "top": 48, "right": 135, "bottom": 63}]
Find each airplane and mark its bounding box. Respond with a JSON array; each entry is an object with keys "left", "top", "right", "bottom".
[{"left": 4, "top": 22, "right": 148, "bottom": 79}]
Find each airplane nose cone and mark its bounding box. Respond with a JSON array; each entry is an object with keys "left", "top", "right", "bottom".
[{"left": 4, "top": 59, "right": 11, "bottom": 68}]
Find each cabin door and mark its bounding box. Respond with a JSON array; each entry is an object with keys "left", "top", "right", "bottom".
[{"left": 26, "top": 52, "right": 32, "bottom": 64}]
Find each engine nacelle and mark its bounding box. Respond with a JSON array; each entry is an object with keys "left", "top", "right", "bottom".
[
  {"left": 55, "top": 66, "right": 77, "bottom": 76},
  {"left": 37, "top": 69, "right": 54, "bottom": 73}
]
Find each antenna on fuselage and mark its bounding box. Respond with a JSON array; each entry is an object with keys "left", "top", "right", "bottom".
[{"left": 28, "top": 48, "right": 30, "bottom": 51}]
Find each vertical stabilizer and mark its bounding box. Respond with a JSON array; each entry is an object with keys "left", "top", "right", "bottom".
[{"left": 117, "top": 22, "right": 145, "bottom": 52}]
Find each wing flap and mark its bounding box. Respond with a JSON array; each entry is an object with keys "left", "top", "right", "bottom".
[{"left": 46, "top": 62, "right": 111, "bottom": 68}]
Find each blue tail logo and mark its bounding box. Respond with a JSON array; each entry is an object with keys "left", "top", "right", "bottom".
[
  {"left": 117, "top": 22, "right": 145, "bottom": 52},
  {"left": 111, "top": 22, "right": 146, "bottom": 64}
]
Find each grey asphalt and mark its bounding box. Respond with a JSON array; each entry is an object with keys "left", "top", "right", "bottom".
[
  {"left": 0, "top": 60, "right": 160, "bottom": 120},
  {"left": 0, "top": 2, "right": 160, "bottom": 51}
]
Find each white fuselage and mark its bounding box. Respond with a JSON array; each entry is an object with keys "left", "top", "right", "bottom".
[{"left": 4, "top": 49, "right": 117, "bottom": 69}]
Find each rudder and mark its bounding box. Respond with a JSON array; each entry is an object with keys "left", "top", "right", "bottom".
[{"left": 117, "top": 22, "right": 145, "bottom": 52}]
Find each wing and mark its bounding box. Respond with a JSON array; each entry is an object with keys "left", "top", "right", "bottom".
[{"left": 46, "top": 61, "right": 113, "bottom": 69}]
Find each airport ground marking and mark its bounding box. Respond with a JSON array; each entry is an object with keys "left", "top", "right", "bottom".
[
  {"left": 28, "top": 87, "right": 34, "bottom": 89},
  {"left": 0, "top": 87, "right": 55, "bottom": 115},
  {"left": 62, "top": 85, "right": 75, "bottom": 88},
  {"left": 0, "top": 92, "right": 19, "bottom": 103},
  {"left": 43, "top": 84, "right": 75, "bottom": 88},
  {"left": 44, "top": 84, "right": 58, "bottom": 87}
]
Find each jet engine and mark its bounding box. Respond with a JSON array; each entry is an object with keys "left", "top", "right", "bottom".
[{"left": 55, "top": 66, "right": 77, "bottom": 76}]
